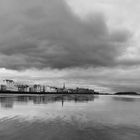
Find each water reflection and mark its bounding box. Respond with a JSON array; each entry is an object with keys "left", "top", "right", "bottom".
[
  {"left": 0, "top": 94, "right": 95, "bottom": 109},
  {"left": 0, "top": 95, "right": 140, "bottom": 140},
  {"left": 0, "top": 117, "right": 140, "bottom": 140},
  {"left": 0, "top": 97, "right": 14, "bottom": 108},
  {"left": 112, "top": 96, "right": 139, "bottom": 102}
]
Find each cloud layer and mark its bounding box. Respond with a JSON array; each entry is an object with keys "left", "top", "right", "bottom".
[
  {"left": 0, "top": 0, "right": 131, "bottom": 69},
  {"left": 1, "top": 0, "right": 140, "bottom": 93}
]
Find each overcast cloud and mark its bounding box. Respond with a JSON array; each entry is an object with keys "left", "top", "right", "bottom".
[
  {"left": 0, "top": 0, "right": 140, "bottom": 93},
  {"left": 0, "top": 0, "right": 131, "bottom": 69}
]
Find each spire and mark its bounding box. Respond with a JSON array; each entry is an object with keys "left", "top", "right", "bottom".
[{"left": 63, "top": 83, "right": 65, "bottom": 89}]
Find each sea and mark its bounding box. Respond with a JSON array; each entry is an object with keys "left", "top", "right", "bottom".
[{"left": 0, "top": 94, "right": 140, "bottom": 140}]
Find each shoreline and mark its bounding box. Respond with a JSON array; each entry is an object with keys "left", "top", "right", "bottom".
[{"left": 0, "top": 91, "right": 94, "bottom": 95}]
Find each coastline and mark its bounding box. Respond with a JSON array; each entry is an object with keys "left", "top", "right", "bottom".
[{"left": 0, "top": 91, "right": 94, "bottom": 95}]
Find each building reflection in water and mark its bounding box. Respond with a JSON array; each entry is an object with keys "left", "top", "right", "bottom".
[
  {"left": 0, "top": 94, "right": 96, "bottom": 109},
  {"left": 0, "top": 97, "right": 14, "bottom": 108}
]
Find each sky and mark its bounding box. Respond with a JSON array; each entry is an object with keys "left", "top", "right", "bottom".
[{"left": 0, "top": 0, "right": 140, "bottom": 93}]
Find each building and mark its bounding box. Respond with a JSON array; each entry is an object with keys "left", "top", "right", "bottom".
[{"left": 0, "top": 80, "right": 18, "bottom": 92}]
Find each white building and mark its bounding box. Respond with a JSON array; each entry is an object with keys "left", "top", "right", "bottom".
[{"left": 0, "top": 80, "right": 18, "bottom": 92}]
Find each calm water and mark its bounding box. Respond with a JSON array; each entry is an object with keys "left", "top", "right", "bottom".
[{"left": 0, "top": 95, "right": 140, "bottom": 140}]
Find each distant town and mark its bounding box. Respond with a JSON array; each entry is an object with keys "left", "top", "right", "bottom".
[{"left": 0, "top": 79, "right": 95, "bottom": 94}]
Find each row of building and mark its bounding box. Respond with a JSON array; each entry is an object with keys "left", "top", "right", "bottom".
[{"left": 0, "top": 79, "right": 94, "bottom": 94}]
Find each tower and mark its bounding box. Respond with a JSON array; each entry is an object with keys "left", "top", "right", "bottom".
[{"left": 63, "top": 83, "right": 65, "bottom": 89}]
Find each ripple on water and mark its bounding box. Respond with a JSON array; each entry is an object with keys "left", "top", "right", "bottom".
[
  {"left": 0, "top": 95, "right": 140, "bottom": 140},
  {"left": 0, "top": 117, "right": 140, "bottom": 140}
]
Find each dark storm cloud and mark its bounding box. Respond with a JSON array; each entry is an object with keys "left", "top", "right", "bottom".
[{"left": 0, "top": 0, "right": 131, "bottom": 69}]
